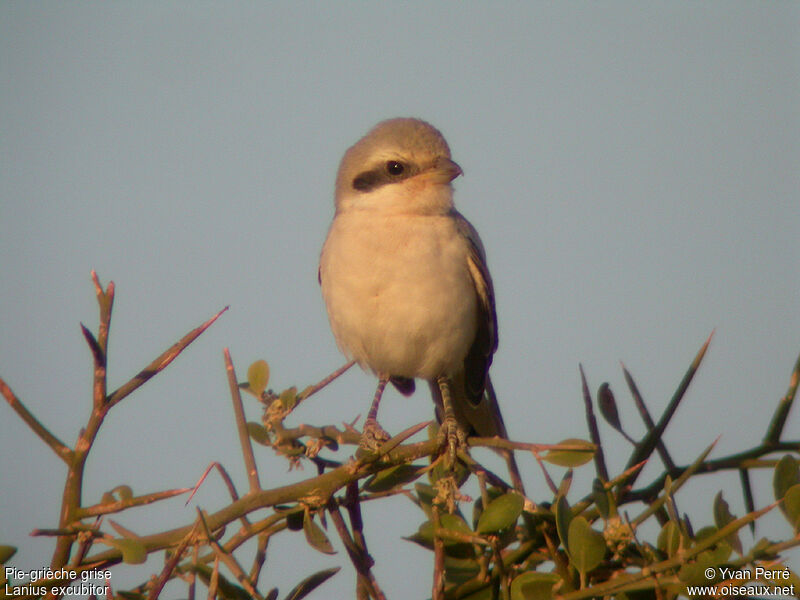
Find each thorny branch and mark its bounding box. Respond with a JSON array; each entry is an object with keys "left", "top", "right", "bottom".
[{"left": 2, "top": 276, "right": 799, "bottom": 600}]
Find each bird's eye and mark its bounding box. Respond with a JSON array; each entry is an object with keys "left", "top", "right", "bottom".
[{"left": 386, "top": 161, "right": 405, "bottom": 176}]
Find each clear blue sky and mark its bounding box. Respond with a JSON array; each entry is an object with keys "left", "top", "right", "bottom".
[{"left": 2, "top": 3, "right": 798, "bottom": 597}]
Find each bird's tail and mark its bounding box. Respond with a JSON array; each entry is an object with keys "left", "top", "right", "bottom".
[{"left": 429, "top": 372, "right": 525, "bottom": 494}]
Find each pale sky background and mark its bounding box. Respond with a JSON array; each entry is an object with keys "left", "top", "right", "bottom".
[{"left": 1, "top": 2, "right": 798, "bottom": 598}]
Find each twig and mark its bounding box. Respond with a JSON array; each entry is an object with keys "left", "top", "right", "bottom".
[
  {"left": 764, "top": 349, "right": 800, "bottom": 444},
  {"left": 197, "top": 509, "right": 265, "bottom": 600},
  {"left": 327, "top": 491, "right": 386, "bottom": 600},
  {"left": 106, "top": 306, "right": 229, "bottom": 408},
  {"left": 148, "top": 520, "right": 200, "bottom": 600},
  {"left": 739, "top": 467, "right": 756, "bottom": 534},
  {"left": 0, "top": 377, "right": 72, "bottom": 463},
  {"left": 185, "top": 462, "right": 259, "bottom": 538},
  {"left": 631, "top": 438, "right": 718, "bottom": 527},
  {"left": 51, "top": 274, "right": 116, "bottom": 569},
  {"left": 79, "top": 487, "right": 191, "bottom": 518},
  {"left": 626, "top": 439, "right": 800, "bottom": 503},
  {"left": 621, "top": 363, "right": 676, "bottom": 470},
  {"left": 80, "top": 438, "right": 441, "bottom": 567},
  {"left": 296, "top": 360, "right": 356, "bottom": 405},
  {"left": 68, "top": 518, "right": 103, "bottom": 568},
  {"left": 460, "top": 452, "right": 535, "bottom": 511},
  {"left": 206, "top": 557, "right": 219, "bottom": 600},
  {"left": 249, "top": 534, "right": 268, "bottom": 588},
  {"left": 192, "top": 513, "right": 287, "bottom": 567},
  {"left": 224, "top": 348, "right": 261, "bottom": 492},
  {"left": 530, "top": 447, "right": 558, "bottom": 495},
  {"left": 344, "top": 483, "right": 369, "bottom": 563},
  {"left": 624, "top": 331, "right": 713, "bottom": 476},
  {"left": 431, "top": 504, "right": 445, "bottom": 600},
  {"left": 579, "top": 364, "right": 608, "bottom": 481},
  {"left": 189, "top": 542, "right": 198, "bottom": 600},
  {"left": 270, "top": 421, "right": 361, "bottom": 447},
  {"left": 561, "top": 501, "right": 779, "bottom": 599},
  {"left": 187, "top": 462, "right": 241, "bottom": 505}
]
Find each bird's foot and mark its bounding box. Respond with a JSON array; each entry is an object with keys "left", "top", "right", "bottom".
[
  {"left": 360, "top": 417, "right": 391, "bottom": 451},
  {"left": 437, "top": 415, "right": 467, "bottom": 468}
]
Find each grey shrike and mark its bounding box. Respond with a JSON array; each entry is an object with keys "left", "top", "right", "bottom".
[{"left": 319, "top": 118, "right": 521, "bottom": 488}]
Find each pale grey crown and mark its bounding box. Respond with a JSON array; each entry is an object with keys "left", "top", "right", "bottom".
[{"left": 334, "top": 118, "right": 452, "bottom": 203}]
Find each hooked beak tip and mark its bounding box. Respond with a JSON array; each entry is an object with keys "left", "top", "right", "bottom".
[{"left": 438, "top": 157, "right": 463, "bottom": 182}]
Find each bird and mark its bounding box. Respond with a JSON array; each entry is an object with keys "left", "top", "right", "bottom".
[{"left": 319, "top": 117, "right": 521, "bottom": 490}]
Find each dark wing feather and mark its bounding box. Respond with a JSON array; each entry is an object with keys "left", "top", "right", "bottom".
[{"left": 453, "top": 211, "right": 498, "bottom": 405}]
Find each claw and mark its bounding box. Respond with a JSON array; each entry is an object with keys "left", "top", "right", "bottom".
[
  {"left": 437, "top": 414, "right": 467, "bottom": 467},
  {"left": 361, "top": 417, "right": 391, "bottom": 451},
  {"left": 435, "top": 375, "right": 468, "bottom": 467}
]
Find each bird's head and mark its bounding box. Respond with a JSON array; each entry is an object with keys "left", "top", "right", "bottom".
[{"left": 334, "top": 118, "right": 462, "bottom": 214}]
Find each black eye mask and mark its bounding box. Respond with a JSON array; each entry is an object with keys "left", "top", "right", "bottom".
[{"left": 352, "top": 160, "right": 416, "bottom": 192}]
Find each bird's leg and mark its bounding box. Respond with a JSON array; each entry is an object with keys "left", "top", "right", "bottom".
[
  {"left": 436, "top": 375, "right": 467, "bottom": 465},
  {"left": 361, "top": 375, "right": 391, "bottom": 450}
]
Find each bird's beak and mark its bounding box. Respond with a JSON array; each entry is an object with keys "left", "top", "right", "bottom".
[{"left": 431, "top": 157, "right": 463, "bottom": 183}]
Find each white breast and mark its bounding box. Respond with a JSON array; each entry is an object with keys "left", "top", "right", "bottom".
[{"left": 320, "top": 209, "right": 478, "bottom": 380}]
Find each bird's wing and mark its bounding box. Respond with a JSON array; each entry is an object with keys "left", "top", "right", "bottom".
[
  {"left": 436, "top": 218, "right": 522, "bottom": 490},
  {"left": 452, "top": 211, "right": 498, "bottom": 405}
]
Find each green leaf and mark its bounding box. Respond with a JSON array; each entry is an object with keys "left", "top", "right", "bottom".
[
  {"left": 438, "top": 513, "right": 473, "bottom": 537},
  {"left": 597, "top": 383, "right": 622, "bottom": 431},
  {"left": 190, "top": 564, "right": 251, "bottom": 600},
  {"left": 412, "top": 513, "right": 475, "bottom": 558},
  {"left": 694, "top": 525, "right": 716, "bottom": 542},
  {"left": 712, "top": 491, "right": 742, "bottom": 554},
  {"left": 413, "top": 514, "right": 473, "bottom": 545},
  {"left": 246, "top": 421, "right": 271, "bottom": 445},
  {"left": 0, "top": 545, "right": 17, "bottom": 563},
  {"left": 707, "top": 540, "right": 732, "bottom": 564},
  {"left": 247, "top": 360, "right": 270, "bottom": 396},
  {"left": 442, "top": 555, "right": 481, "bottom": 584},
  {"left": 510, "top": 571, "right": 560, "bottom": 600},
  {"left": 475, "top": 492, "right": 523, "bottom": 534},
  {"left": 774, "top": 455, "right": 800, "bottom": 511},
  {"left": 280, "top": 387, "right": 298, "bottom": 411},
  {"left": 693, "top": 540, "right": 732, "bottom": 579},
  {"left": 429, "top": 454, "right": 470, "bottom": 487},
  {"left": 303, "top": 511, "right": 336, "bottom": 555},
  {"left": 415, "top": 482, "right": 437, "bottom": 518},
  {"left": 364, "top": 464, "right": 425, "bottom": 493},
  {"left": 107, "top": 538, "right": 146, "bottom": 564},
  {"left": 114, "top": 485, "right": 133, "bottom": 500},
  {"left": 567, "top": 517, "right": 606, "bottom": 573},
  {"left": 543, "top": 439, "right": 595, "bottom": 467},
  {"left": 693, "top": 526, "right": 733, "bottom": 565},
  {"left": 657, "top": 520, "right": 681, "bottom": 557},
  {"left": 557, "top": 469, "right": 573, "bottom": 498},
  {"left": 282, "top": 567, "right": 340, "bottom": 600},
  {"left": 592, "top": 478, "right": 610, "bottom": 520},
  {"left": 677, "top": 561, "right": 705, "bottom": 584},
  {"left": 555, "top": 495, "right": 572, "bottom": 552},
  {"left": 751, "top": 536, "right": 771, "bottom": 555},
  {"left": 782, "top": 484, "right": 800, "bottom": 531},
  {"left": 102, "top": 485, "right": 133, "bottom": 504},
  {"left": 471, "top": 487, "right": 506, "bottom": 530}
]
